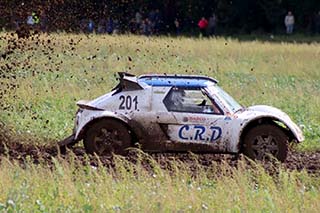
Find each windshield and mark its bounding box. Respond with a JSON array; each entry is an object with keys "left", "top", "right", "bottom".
[{"left": 206, "top": 85, "right": 243, "bottom": 113}]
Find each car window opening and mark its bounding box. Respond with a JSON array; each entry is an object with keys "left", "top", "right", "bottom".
[{"left": 163, "top": 87, "right": 222, "bottom": 114}]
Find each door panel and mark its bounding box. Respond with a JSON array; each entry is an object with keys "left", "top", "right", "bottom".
[
  {"left": 157, "top": 112, "right": 229, "bottom": 152},
  {"left": 156, "top": 86, "right": 229, "bottom": 152}
]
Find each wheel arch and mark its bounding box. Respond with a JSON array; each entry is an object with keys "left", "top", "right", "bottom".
[
  {"left": 238, "top": 116, "right": 296, "bottom": 151},
  {"left": 76, "top": 116, "right": 138, "bottom": 144}
]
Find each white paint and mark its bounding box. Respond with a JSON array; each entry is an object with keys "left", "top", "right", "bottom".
[{"left": 72, "top": 75, "right": 304, "bottom": 154}]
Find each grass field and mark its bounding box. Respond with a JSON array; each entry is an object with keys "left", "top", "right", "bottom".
[
  {"left": 1, "top": 33, "right": 319, "bottom": 150},
  {"left": 0, "top": 155, "right": 319, "bottom": 212},
  {"left": 0, "top": 33, "right": 320, "bottom": 211}
]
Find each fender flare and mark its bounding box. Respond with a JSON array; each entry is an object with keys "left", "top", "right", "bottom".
[
  {"left": 74, "top": 112, "right": 147, "bottom": 143},
  {"left": 238, "top": 115, "right": 304, "bottom": 150},
  {"left": 74, "top": 112, "right": 130, "bottom": 140}
]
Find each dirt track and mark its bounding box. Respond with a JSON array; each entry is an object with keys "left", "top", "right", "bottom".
[{"left": 1, "top": 140, "right": 319, "bottom": 175}]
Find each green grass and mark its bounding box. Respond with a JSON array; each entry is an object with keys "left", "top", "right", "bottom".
[
  {"left": 1, "top": 33, "right": 320, "bottom": 211},
  {"left": 1, "top": 33, "right": 319, "bottom": 150},
  {"left": 0, "top": 154, "right": 319, "bottom": 212}
]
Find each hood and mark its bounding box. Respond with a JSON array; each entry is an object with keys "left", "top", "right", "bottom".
[{"left": 247, "top": 105, "right": 291, "bottom": 119}]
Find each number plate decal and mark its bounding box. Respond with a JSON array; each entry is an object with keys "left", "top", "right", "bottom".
[{"left": 119, "top": 95, "right": 138, "bottom": 110}]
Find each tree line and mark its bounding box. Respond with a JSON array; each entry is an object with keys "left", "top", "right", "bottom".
[{"left": 1, "top": 0, "right": 320, "bottom": 34}]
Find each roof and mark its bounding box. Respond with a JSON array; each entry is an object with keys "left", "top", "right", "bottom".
[{"left": 138, "top": 74, "right": 218, "bottom": 88}]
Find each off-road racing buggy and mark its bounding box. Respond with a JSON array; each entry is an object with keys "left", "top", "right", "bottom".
[{"left": 59, "top": 73, "right": 304, "bottom": 162}]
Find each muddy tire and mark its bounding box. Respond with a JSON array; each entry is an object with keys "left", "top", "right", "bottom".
[
  {"left": 84, "top": 119, "right": 131, "bottom": 156},
  {"left": 242, "top": 124, "right": 288, "bottom": 162}
]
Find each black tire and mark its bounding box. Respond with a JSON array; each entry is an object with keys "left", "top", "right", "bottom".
[
  {"left": 242, "top": 124, "right": 288, "bottom": 162},
  {"left": 84, "top": 119, "right": 131, "bottom": 156}
]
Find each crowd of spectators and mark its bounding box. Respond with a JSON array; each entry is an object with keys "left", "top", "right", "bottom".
[
  {"left": 7, "top": 7, "right": 320, "bottom": 37},
  {"left": 78, "top": 8, "right": 164, "bottom": 36}
]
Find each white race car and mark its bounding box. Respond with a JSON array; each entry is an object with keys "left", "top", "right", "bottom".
[{"left": 59, "top": 73, "right": 304, "bottom": 161}]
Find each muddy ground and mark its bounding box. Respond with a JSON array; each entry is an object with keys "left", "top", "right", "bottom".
[{"left": 1, "top": 139, "right": 319, "bottom": 176}]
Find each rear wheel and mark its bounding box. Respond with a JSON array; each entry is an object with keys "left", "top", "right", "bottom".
[
  {"left": 242, "top": 124, "right": 288, "bottom": 162},
  {"left": 84, "top": 119, "right": 131, "bottom": 155}
]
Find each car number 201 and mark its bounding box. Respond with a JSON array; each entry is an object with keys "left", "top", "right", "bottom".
[{"left": 119, "top": 95, "right": 138, "bottom": 110}]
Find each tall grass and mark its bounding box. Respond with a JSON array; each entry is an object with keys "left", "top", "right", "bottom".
[
  {"left": 0, "top": 154, "right": 319, "bottom": 212},
  {"left": 1, "top": 33, "right": 320, "bottom": 211},
  {"left": 0, "top": 33, "right": 319, "bottom": 150}
]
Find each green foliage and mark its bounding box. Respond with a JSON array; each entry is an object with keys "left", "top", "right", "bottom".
[{"left": 0, "top": 33, "right": 319, "bottom": 151}]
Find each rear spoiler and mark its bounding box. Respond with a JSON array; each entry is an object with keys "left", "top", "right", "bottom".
[
  {"left": 112, "top": 72, "right": 145, "bottom": 93},
  {"left": 76, "top": 100, "right": 104, "bottom": 110}
]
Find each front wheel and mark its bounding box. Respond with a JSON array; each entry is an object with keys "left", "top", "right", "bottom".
[
  {"left": 84, "top": 119, "right": 131, "bottom": 156},
  {"left": 242, "top": 124, "right": 288, "bottom": 162}
]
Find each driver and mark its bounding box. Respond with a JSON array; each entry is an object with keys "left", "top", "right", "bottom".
[{"left": 171, "top": 88, "right": 185, "bottom": 110}]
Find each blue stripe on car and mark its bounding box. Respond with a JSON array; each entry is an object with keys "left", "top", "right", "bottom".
[{"left": 138, "top": 77, "right": 213, "bottom": 88}]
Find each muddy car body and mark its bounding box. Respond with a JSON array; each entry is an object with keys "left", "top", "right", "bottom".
[{"left": 60, "top": 73, "right": 304, "bottom": 161}]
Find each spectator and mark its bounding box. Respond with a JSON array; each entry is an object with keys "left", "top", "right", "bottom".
[
  {"left": 315, "top": 11, "right": 320, "bottom": 34},
  {"left": 87, "top": 19, "right": 94, "bottom": 33},
  {"left": 106, "top": 17, "right": 114, "bottom": 34},
  {"left": 174, "top": 18, "right": 180, "bottom": 35},
  {"left": 26, "top": 12, "right": 40, "bottom": 31},
  {"left": 12, "top": 17, "right": 20, "bottom": 30},
  {"left": 198, "top": 17, "right": 208, "bottom": 36},
  {"left": 141, "top": 18, "right": 151, "bottom": 36},
  {"left": 148, "top": 9, "right": 156, "bottom": 33},
  {"left": 40, "top": 10, "right": 48, "bottom": 32},
  {"left": 135, "top": 10, "right": 142, "bottom": 32},
  {"left": 79, "top": 18, "right": 87, "bottom": 32},
  {"left": 149, "top": 9, "right": 156, "bottom": 22},
  {"left": 154, "top": 9, "right": 162, "bottom": 34},
  {"left": 284, "top": 11, "right": 295, "bottom": 34},
  {"left": 33, "top": 12, "right": 39, "bottom": 25},
  {"left": 113, "top": 18, "right": 120, "bottom": 34},
  {"left": 128, "top": 18, "right": 137, "bottom": 34},
  {"left": 208, "top": 13, "right": 217, "bottom": 36},
  {"left": 97, "top": 19, "right": 106, "bottom": 34},
  {"left": 27, "top": 13, "right": 35, "bottom": 26}
]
